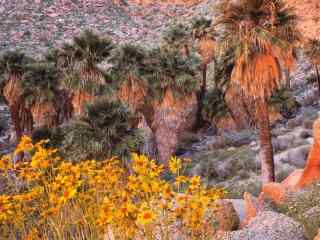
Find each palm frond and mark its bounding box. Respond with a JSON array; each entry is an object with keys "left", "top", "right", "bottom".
[{"left": 58, "top": 98, "right": 143, "bottom": 162}]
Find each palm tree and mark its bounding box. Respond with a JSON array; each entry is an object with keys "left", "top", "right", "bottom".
[
  {"left": 60, "top": 29, "right": 115, "bottom": 115},
  {"left": 59, "top": 98, "right": 143, "bottom": 163},
  {"left": 21, "top": 62, "right": 60, "bottom": 128},
  {"left": 305, "top": 39, "right": 320, "bottom": 96},
  {"left": 145, "top": 48, "right": 201, "bottom": 100},
  {"left": 0, "top": 51, "right": 34, "bottom": 140},
  {"left": 45, "top": 48, "right": 74, "bottom": 123},
  {"left": 161, "top": 23, "right": 191, "bottom": 56},
  {"left": 216, "top": 0, "right": 300, "bottom": 182},
  {"left": 191, "top": 17, "right": 216, "bottom": 126},
  {"left": 110, "top": 44, "right": 148, "bottom": 112}
]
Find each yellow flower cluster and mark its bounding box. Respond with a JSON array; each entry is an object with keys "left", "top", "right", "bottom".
[{"left": 0, "top": 136, "right": 225, "bottom": 240}]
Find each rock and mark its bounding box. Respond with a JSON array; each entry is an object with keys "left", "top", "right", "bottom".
[
  {"left": 273, "top": 134, "right": 295, "bottom": 151},
  {"left": 287, "top": 116, "right": 303, "bottom": 129},
  {"left": 218, "top": 211, "right": 306, "bottom": 240},
  {"left": 281, "top": 169, "right": 304, "bottom": 187},
  {"left": 297, "top": 118, "right": 320, "bottom": 188},
  {"left": 225, "top": 199, "right": 245, "bottom": 223},
  {"left": 304, "top": 119, "right": 315, "bottom": 129},
  {"left": 274, "top": 145, "right": 310, "bottom": 168},
  {"left": 296, "top": 129, "right": 313, "bottom": 139},
  {"left": 212, "top": 200, "right": 240, "bottom": 231},
  {"left": 262, "top": 182, "right": 290, "bottom": 204},
  {"left": 287, "top": 145, "right": 311, "bottom": 168},
  {"left": 241, "top": 192, "right": 261, "bottom": 228}
]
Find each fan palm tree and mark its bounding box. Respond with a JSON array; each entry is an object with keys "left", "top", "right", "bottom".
[
  {"left": 21, "top": 62, "right": 60, "bottom": 128},
  {"left": 305, "top": 39, "right": 320, "bottom": 96},
  {"left": 216, "top": 0, "right": 300, "bottom": 182},
  {"left": 145, "top": 48, "right": 201, "bottom": 100},
  {"left": 191, "top": 17, "right": 217, "bottom": 126},
  {"left": 59, "top": 98, "right": 143, "bottom": 163},
  {"left": 161, "top": 23, "right": 191, "bottom": 56},
  {"left": 45, "top": 48, "right": 74, "bottom": 123},
  {"left": 60, "top": 29, "right": 115, "bottom": 115},
  {"left": 110, "top": 44, "right": 148, "bottom": 112},
  {"left": 0, "top": 51, "right": 34, "bottom": 140}
]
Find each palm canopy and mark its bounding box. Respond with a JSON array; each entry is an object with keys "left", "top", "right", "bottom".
[
  {"left": 59, "top": 98, "right": 143, "bottom": 162},
  {"left": 161, "top": 23, "right": 191, "bottom": 52},
  {"left": 216, "top": 0, "right": 300, "bottom": 99},
  {"left": 21, "top": 63, "right": 60, "bottom": 107},
  {"left": 191, "top": 17, "right": 214, "bottom": 40},
  {"left": 144, "top": 48, "right": 201, "bottom": 99},
  {"left": 63, "top": 29, "right": 115, "bottom": 67},
  {"left": 0, "top": 50, "right": 34, "bottom": 77},
  {"left": 110, "top": 44, "right": 148, "bottom": 86}
]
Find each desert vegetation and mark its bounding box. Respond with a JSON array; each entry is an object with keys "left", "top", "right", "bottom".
[{"left": 1, "top": 0, "right": 320, "bottom": 239}]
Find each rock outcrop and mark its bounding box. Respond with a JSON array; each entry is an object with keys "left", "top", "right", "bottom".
[
  {"left": 218, "top": 211, "right": 306, "bottom": 240},
  {"left": 286, "top": 0, "right": 320, "bottom": 40}
]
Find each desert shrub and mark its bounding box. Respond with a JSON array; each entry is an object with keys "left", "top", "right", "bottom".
[
  {"left": 0, "top": 137, "right": 225, "bottom": 239},
  {"left": 56, "top": 98, "right": 143, "bottom": 163},
  {"left": 276, "top": 183, "right": 320, "bottom": 239}
]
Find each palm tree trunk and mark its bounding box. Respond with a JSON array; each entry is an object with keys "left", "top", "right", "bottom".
[
  {"left": 256, "top": 98, "right": 275, "bottom": 183},
  {"left": 196, "top": 64, "right": 207, "bottom": 128},
  {"left": 10, "top": 105, "right": 22, "bottom": 141},
  {"left": 315, "top": 65, "right": 320, "bottom": 97}
]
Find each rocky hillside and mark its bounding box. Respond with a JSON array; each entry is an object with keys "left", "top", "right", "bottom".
[
  {"left": 286, "top": 0, "right": 320, "bottom": 40},
  {"left": 0, "top": 0, "right": 214, "bottom": 56}
]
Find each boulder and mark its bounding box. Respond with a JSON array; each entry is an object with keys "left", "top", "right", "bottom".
[
  {"left": 262, "top": 182, "right": 291, "bottom": 204},
  {"left": 297, "top": 118, "right": 320, "bottom": 188},
  {"left": 241, "top": 192, "right": 262, "bottom": 228},
  {"left": 281, "top": 169, "right": 304, "bottom": 187},
  {"left": 212, "top": 200, "right": 240, "bottom": 231},
  {"left": 274, "top": 145, "right": 310, "bottom": 168},
  {"left": 287, "top": 145, "right": 311, "bottom": 168},
  {"left": 225, "top": 199, "right": 245, "bottom": 223},
  {"left": 218, "top": 211, "right": 306, "bottom": 240}
]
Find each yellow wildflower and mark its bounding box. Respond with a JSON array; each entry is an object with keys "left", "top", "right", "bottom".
[
  {"left": 136, "top": 208, "right": 156, "bottom": 225},
  {"left": 58, "top": 187, "right": 77, "bottom": 205},
  {"left": 169, "top": 156, "right": 181, "bottom": 174},
  {"left": 14, "top": 136, "right": 33, "bottom": 154}
]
